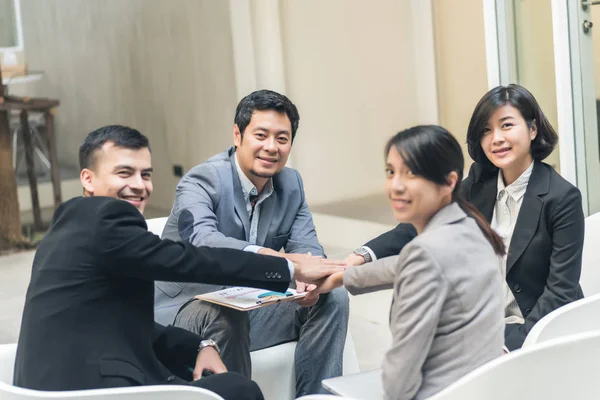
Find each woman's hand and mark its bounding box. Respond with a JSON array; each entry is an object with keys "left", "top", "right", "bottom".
[{"left": 304, "top": 271, "right": 345, "bottom": 304}]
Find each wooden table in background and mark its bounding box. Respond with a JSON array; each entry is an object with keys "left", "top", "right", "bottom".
[{"left": 0, "top": 95, "right": 61, "bottom": 231}]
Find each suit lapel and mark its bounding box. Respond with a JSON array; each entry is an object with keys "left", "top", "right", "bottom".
[
  {"left": 469, "top": 176, "right": 497, "bottom": 223},
  {"left": 257, "top": 191, "right": 277, "bottom": 246},
  {"left": 229, "top": 152, "right": 250, "bottom": 240},
  {"left": 506, "top": 162, "right": 549, "bottom": 273}
]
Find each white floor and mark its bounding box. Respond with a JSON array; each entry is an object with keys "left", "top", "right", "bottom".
[{"left": 1, "top": 202, "right": 396, "bottom": 372}]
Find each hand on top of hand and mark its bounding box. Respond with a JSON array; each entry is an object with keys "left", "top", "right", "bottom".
[
  {"left": 292, "top": 255, "right": 346, "bottom": 285},
  {"left": 303, "top": 271, "right": 345, "bottom": 304}
]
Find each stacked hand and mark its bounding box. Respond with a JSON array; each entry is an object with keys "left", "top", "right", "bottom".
[
  {"left": 257, "top": 248, "right": 348, "bottom": 306},
  {"left": 291, "top": 253, "right": 345, "bottom": 285},
  {"left": 303, "top": 271, "right": 345, "bottom": 304}
]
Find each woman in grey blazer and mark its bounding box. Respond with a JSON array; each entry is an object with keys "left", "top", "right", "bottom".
[{"left": 312, "top": 126, "right": 506, "bottom": 400}]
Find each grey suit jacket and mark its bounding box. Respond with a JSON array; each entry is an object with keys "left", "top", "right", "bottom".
[
  {"left": 344, "top": 203, "right": 504, "bottom": 400},
  {"left": 154, "top": 147, "right": 324, "bottom": 325}
]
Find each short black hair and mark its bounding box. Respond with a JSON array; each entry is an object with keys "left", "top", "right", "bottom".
[
  {"left": 234, "top": 89, "right": 300, "bottom": 141},
  {"left": 467, "top": 84, "right": 558, "bottom": 168},
  {"left": 79, "top": 125, "right": 150, "bottom": 170}
]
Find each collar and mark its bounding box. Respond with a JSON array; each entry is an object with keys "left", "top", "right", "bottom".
[
  {"left": 497, "top": 161, "right": 534, "bottom": 202},
  {"left": 234, "top": 152, "right": 273, "bottom": 199},
  {"left": 422, "top": 202, "right": 467, "bottom": 234}
]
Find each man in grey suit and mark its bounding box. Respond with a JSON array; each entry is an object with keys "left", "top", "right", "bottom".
[{"left": 155, "top": 90, "right": 349, "bottom": 396}]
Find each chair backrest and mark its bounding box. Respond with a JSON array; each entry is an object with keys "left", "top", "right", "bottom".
[
  {"left": 427, "top": 331, "right": 600, "bottom": 400},
  {"left": 580, "top": 212, "right": 600, "bottom": 296},
  {"left": 0, "top": 343, "right": 17, "bottom": 384},
  {"left": 522, "top": 293, "right": 600, "bottom": 348},
  {"left": 146, "top": 217, "right": 168, "bottom": 237},
  {"left": 296, "top": 396, "right": 359, "bottom": 400},
  {"left": 0, "top": 344, "right": 223, "bottom": 399},
  {"left": 0, "top": 384, "right": 225, "bottom": 400}
]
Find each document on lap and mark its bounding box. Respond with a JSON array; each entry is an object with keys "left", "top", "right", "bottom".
[{"left": 194, "top": 286, "right": 307, "bottom": 311}]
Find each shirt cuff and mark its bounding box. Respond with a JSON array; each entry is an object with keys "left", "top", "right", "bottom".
[
  {"left": 243, "top": 245, "right": 264, "bottom": 254},
  {"left": 362, "top": 246, "right": 377, "bottom": 262},
  {"left": 286, "top": 259, "right": 295, "bottom": 283}
]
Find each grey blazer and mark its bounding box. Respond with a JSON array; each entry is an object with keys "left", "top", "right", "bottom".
[
  {"left": 154, "top": 147, "right": 324, "bottom": 325},
  {"left": 344, "top": 203, "right": 504, "bottom": 400}
]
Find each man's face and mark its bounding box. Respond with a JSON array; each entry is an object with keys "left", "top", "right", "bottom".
[
  {"left": 80, "top": 142, "right": 153, "bottom": 214},
  {"left": 233, "top": 109, "right": 292, "bottom": 186}
]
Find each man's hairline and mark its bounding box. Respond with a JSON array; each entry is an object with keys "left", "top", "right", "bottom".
[{"left": 84, "top": 140, "right": 151, "bottom": 171}]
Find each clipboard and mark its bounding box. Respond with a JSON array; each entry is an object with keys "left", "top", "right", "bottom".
[{"left": 194, "top": 287, "right": 307, "bottom": 311}]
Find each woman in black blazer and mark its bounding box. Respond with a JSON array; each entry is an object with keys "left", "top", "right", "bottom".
[{"left": 361, "top": 84, "right": 584, "bottom": 350}]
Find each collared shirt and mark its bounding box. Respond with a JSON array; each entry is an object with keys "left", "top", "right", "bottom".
[
  {"left": 491, "top": 161, "right": 534, "bottom": 324},
  {"left": 234, "top": 154, "right": 295, "bottom": 279},
  {"left": 234, "top": 155, "right": 274, "bottom": 245}
]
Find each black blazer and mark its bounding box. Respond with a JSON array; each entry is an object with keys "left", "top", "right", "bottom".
[
  {"left": 365, "top": 162, "right": 584, "bottom": 350},
  {"left": 14, "top": 196, "right": 290, "bottom": 391}
]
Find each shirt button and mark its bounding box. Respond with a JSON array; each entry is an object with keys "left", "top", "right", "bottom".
[
  {"left": 513, "top": 284, "right": 522, "bottom": 293},
  {"left": 167, "top": 375, "right": 176, "bottom": 382},
  {"left": 524, "top": 308, "right": 531, "bottom": 316}
]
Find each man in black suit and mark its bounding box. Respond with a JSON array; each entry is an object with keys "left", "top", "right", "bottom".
[{"left": 13, "top": 125, "right": 341, "bottom": 399}]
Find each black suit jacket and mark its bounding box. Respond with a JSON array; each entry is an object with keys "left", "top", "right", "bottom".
[
  {"left": 365, "top": 162, "right": 584, "bottom": 350},
  {"left": 14, "top": 196, "right": 290, "bottom": 391}
]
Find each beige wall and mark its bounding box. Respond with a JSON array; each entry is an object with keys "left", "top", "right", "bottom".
[
  {"left": 15, "top": 0, "right": 238, "bottom": 210},
  {"left": 280, "top": 0, "right": 420, "bottom": 205},
  {"left": 14, "top": 0, "right": 439, "bottom": 210},
  {"left": 513, "top": 0, "right": 560, "bottom": 170},
  {"left": 433, "top": 0, "right": 488, "bottom": 169}
]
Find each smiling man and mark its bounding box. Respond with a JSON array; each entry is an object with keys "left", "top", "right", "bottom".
[
  {"left": 155, "top": 90, "right": 349, "bottom": 396},
  {"left": 14, "top": 125, "right": 343, "bottom": 400}
]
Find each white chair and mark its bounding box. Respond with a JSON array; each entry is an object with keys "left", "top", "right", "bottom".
[
  {"left": 427, "top": 331, "right": 600, "bottom": 400},
  {"left": 145, "top": 217, "right": 361, "bottom": 400},
  {"left": 522, "top": 293, "right": 600, "bottom": 348},
  {"left": 0, "top": 343, "right": 224, "bottom": 400},
  {"left": 251, "top": 334, "right": 360, "bottom": 400},
  {"left": 296, "top": 396, "right": 359, "bottom": 399},
  {"left": 580, "top": 212, "right": 600, "bottom": 296},
  {"left": 146, "top": 217, "right": 169, "bottom": 236}
]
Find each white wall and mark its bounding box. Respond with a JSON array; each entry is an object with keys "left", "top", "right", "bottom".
[
  {"left": 15, "top": 0, "right": 238, "bottom": 210},
  {"left": 279, "top": 0, "right": 421, "bottom": 206}
]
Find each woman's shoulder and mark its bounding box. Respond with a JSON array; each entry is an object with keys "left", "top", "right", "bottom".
[
  {"left": 538, "top": 162, "right": 581, "bottom": 199},
  {"left": 404, "top": 217, "right": 485, "bottom": 261}
]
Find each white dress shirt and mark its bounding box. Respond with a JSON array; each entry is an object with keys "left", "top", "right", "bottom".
[
  {"left": 491, "top": 161, "right": 534, "bottom": 324},
  {"left": 234, "top": 154, "right": 295, "bottom": 280}
]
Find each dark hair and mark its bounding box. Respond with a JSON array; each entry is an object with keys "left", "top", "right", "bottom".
[
  {"left": 385, "top": 125, "right": 505, "bottom": 255},
  {"left": 467, "top": 84, "right": 558, "bottom": 168},
  {"left": 79, "top": 125, "right": 150, "bottom": 170},
  {"left": 234, "top": 89, "right": 300, "bottom": 141}
]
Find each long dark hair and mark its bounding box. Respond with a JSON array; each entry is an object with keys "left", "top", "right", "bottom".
[
  {"left": 467, "top": 84, "right": 558, "bottom": 169},
  {"left": 385, "top": 125, "right": 505, "bottom": 255}
]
